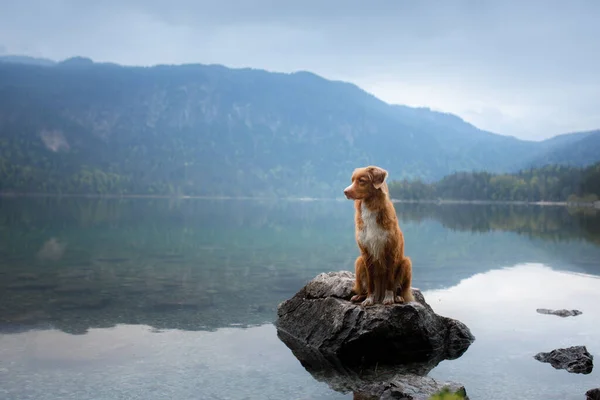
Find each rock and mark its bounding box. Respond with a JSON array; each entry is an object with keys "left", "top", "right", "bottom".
[
  {"left": 354, "top": 374, "right": 468, "bottom": 400},
  {"left": 276, "top": 271, "right": 475, "bottom": 367},
  {"left": 536, "top": 308, "right": 582, "bottom": 317},
  {"left": 534, "top": 345, "right": 593, "bottom": 374},
  {"left": 586, "top": 388, "right": 600, "bottom": 400}
]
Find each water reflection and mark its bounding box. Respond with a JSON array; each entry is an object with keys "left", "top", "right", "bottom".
[
  {"left": 2, "top": 263, "right": 598, "bottom": 400},
  {"left": 397, "top": 202, "right": 600, "bottom": 244},
  {"left": 1, "top": 198, "right": 600, "bottom": 336},
  {"left": 0, "top": 324, "right": 347, "bottom": 400},
  {"left": 37, "top": 237, "right": 68, "bottom": 261},
  {"left": 425, "top": 263, "right": 600, "bottom": 400}
]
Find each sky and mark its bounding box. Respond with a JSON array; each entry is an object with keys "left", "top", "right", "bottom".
[{"left": 0, "top": 0, "right": 599, "bottom": 141}]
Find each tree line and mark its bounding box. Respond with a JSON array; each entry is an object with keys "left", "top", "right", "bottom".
[{"left": 388, "top": 162, "right": 600, "bottom": 203}]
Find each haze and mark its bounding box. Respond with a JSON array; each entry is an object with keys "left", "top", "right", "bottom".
[{"left": 1, "top": 0, "right": 598, "bottom": 140}]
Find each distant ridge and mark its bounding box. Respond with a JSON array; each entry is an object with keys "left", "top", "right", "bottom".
[
  {"left": 0, "top": 55, "right": 56, "bottom": 66},
  {"left": 0, "top": 55, "right": 598, "bottom": 197}
]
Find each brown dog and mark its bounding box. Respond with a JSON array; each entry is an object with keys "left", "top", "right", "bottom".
[{"left": 343, "top": 165, "right": 414, "bottom": 306}]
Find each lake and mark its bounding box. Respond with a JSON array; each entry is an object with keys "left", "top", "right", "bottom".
[{"left": 1, "top": 197, "right": 599, "bottom": 400}]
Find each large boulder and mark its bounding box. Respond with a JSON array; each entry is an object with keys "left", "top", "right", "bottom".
[{"left": 275, "top": 271, "right": 475, "bottom": 367}]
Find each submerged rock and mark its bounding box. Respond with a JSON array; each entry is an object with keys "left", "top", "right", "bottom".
[
  {"left": 339, "top": 373, "right": 468, "bottom": 400},
  {"left": 586, "top": 388, "right": 600, "bottom": 400},
  {"left": 534, "top": 345, "right": 594, "bottom": 374},
  {"left": 275, "top": 271, "right": 475, "bottom": 367},
  {"left": 536, "top": 308, "right": 582, "bottom": 317}
]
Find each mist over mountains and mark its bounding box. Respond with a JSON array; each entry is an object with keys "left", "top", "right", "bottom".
[{"left": 1, "top": 56, "right": 599, "bottom": 198}]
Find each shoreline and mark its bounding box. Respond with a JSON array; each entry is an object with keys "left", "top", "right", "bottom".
[
  {"left": 1, "top": 191, "right": 599, "bottom": 209},
  {"left": 390, "top": 198, "right": 600, "bottom": 208},
  {"left": 0, "top": 192, "right": 339, "bottom": 202}
]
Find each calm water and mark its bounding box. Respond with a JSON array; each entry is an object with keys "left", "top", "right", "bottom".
[{"left": 1, "top": 198, "right": 600, "bottom": 400}]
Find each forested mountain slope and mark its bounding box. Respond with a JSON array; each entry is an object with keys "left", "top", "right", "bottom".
[
  {"left": 388, "top": 162, "right": 600, "bottom": 202},
  {"left": 527, "top": 130, "right": 600, "bottom": 169},
  {"left": 0, "top": 57, "right": 598, "bottom": 197}
]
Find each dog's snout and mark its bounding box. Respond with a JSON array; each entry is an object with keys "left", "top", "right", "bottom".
[{"left": 343, "top": 184, "right": 354, "bottom": 199}]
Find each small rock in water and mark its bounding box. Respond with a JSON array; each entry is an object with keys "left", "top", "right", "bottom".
[
  {"left": 536, "top": 308, "right": 582, "bottom": 317},
  {"left": 586, "top": 388, "right": 600, "bottom": 400},
  {"left": 534, "top": 345, "right": 593, "bottom": 374},
  {"left": 356, "top": 374, "right": 468, "bottom": 400}
]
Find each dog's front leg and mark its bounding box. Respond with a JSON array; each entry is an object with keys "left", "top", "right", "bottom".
[
  {"left": 361, "top": 261, "right": 376, "bottom": 307},
  {"left": 351, "top": 255, "right": 367, "bottom": 302},
  {"left": 382, "top": 264, "right": 397, "bottom": 305}
]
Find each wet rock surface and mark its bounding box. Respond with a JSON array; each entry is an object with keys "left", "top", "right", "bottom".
[
  {"left": 276, "top": 271, "right": 475, "bottom": 367},
  {"left": 534, "top": 345, "right": 594, "bottom": 374},
  {"left": 536, "top": 308, "right": 582, "bottom": 317}
]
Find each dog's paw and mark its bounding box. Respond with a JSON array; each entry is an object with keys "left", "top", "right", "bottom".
[
  {"left": 394, "top": 296, "right": 404, "bottom": 303},
  {"left": 361, "top": 296, "right": 374, "bottom": 307},
  {"left": 382, "top": 290, "right": 395, "bottom": 305},
  {"left": 351, "top": 294, "right": 365, "bottom": 302}
]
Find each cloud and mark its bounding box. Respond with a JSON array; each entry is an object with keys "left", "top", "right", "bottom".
[{"left": 0, "top": 0, "right": 599, "bottom": 139}]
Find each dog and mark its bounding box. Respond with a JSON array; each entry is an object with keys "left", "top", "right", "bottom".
[{"left": 343, "top": 165, "right": 414, "bottom": 307}]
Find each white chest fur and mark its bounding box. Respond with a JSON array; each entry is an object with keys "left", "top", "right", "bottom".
[{"left": 357, "top": 203, "right": 389, "bottom": 260}]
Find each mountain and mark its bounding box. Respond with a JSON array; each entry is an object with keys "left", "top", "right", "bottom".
[
  {"left": 0, "top": 57, "right": 598, "bottom": 198},
  {"left": 0, "top": 55, "right": 56, "bottom": 66},
  {"left": 527, "top": 130, "right": 600, "bottom": 168}
]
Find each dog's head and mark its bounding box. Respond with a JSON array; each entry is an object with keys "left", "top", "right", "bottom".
[{"left": 343, "top": 166, "right": 389, "bottom": 200}]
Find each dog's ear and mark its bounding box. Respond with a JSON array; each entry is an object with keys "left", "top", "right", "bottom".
[{"left": 369, "top": 166, "right": 388, "bottom": 190}]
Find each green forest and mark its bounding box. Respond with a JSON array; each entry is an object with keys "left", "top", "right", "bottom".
[{"left": 388, "top": 162, "right": 600, "bottom": 203}]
